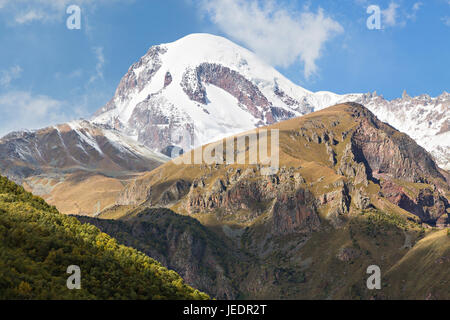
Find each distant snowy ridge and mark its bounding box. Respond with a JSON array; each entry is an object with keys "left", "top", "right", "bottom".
[{"left": 0, "top": 120, "right": 169, "bottom": 182}]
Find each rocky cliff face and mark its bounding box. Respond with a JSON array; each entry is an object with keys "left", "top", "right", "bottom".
[
  {"left": 182, "top": 63, "right": 273, "bottom": 122},
  {"left": 355, "top": 91, "right": 449, "bottom": 169},
  {"left": 348, "top": 103, "right": 444, "bottom": 183},
  {"left": 184, "top": 166, "right": 321, "bottom": 236},
  {"left": 2, "top": 35, "right": 447, "bottom": 220},
  {"left": 95, "top": 45, "right": 168, "bottom": 122}
]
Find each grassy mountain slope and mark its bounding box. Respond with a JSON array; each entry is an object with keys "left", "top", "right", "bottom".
[
  {"left": 0, "top": 175, "right": 208, "bottom": 300},
  {"left": 383, "top": 229, "right": 450, "bottom": 299},
  {"left": 90, "top": 103, "right": 449, "bottom": 299},
  {"left": 23, "top": 171, "right": 145, "bottom": 216}
]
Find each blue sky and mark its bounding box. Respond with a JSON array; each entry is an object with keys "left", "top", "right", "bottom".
[{"left": 0, "top": 0, "right": 449, "bottom": 136}]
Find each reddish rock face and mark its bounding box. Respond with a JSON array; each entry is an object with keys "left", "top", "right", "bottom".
[
  {"left": 349, "top": 104, "right": 444, "bottom": 184},
  {"left": 271, "top": 189, "right": 320, "bottom": 236},
  {"left": 339, "top": 104, "right": 449, "bottom": 225},
  {"left": 181, "top": 167, "right": 321, "bottom": 236},
  {"left": 181, "top": 63, "right": 284, "bottom": 123},
  {"left": 336, "top": 247, "right": 361, "bottom": 262},
  {"left": 380, "top": 180, "right": 448, "bottom": 224}
]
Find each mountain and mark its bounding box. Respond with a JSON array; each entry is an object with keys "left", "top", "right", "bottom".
[
  {"left": 91, "top": 33, "right": 358, "bottom": 152},
  {"left": 356, "top": 91, "right": 449, "bottom": 170},
  {"left": 83, "top": 206, "right": 450, "bottom": 299},
  {"left": 77, "top": 208, "right": 243, "bottom": 300},
  {"left": 0, "top": 174, "right": 208, "bottom": 300},
  {"left": 0, "top": 33, "right": 447, "bottom": 217},
  {"left": 112, "top": 103, "right": 449, "bottom": 227},
  {"left": 92, "top": 33, "right": 449, "bottom": 170},
  {"left": 0, "top": 120, "right": 169, "bottom": 215},
  {"left": 91, "top": 103, "right": 449, "bottom": 299}
]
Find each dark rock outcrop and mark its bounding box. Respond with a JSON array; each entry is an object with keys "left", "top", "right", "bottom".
[{"left": 185, "top": 167, "right": 320, "bottom": 236}]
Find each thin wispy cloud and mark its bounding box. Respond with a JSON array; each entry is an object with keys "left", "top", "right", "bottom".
[
  {"left": 15, "top": 9, "right": 47, "bottom": 24},
  {"left": 0, "top": 89, "right": 99, "bottom": 137},
  {"left": 0, "top": 0, "right": 8, "bottom": 9},
  {"left": 406, "top": 2, "right": 422, "bottom": 21},
  {"left": 0, "top": 65, "right": 23, "bottom": 87},
  {"left": 382, "top": 2, "right": 400, "bottom": 27},
  {"left": 443, "top": 16, "right": 450, "bottom": 27},
  {"left": 69, "top": 69, "right": 83, "bottom": 78},
  {"left": 199, "top": 0, "right": 343, "bottom": 79},
  {"left": 0, "top": 0, "right": 133, "bottom": 25},
  {"left": 88, "top": 46, "right": 105, "bottom": 84},
  {"left": 0, "top": 91, "right": 71, "bottom": 136},
  {"left": 443, "top": 1, "right": 450, "bottom": 27}
]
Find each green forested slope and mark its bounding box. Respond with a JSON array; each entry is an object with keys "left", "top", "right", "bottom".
[{"left": 0, "top": 175, "right": 209, "bottom": 300}]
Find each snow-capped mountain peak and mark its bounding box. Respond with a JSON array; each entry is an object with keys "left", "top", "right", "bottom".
[
  {"left": 93, "top": 34, "right": 345, "bottom": 151},
  {"left": 92, "top": 33, "right": 449, "bottom": 169}
]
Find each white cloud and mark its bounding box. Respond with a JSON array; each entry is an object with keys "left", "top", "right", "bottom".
[
  {"left": 406, "top": 2, "right": 422, "bottom": 21},
  {"left": 200, "top": 0, "right": 343, "bottom": 79},
  {"left": 0, "top": 0, "right": 133, "bottom": 25},
  {"left": 88, "top": 46, "right": 105, "bottom": 84},
  {"left": 382, "top": 2, "right": 400, "bottom": 27},
  {"left": 69, "top": 69, "right": 83, "bottom": 78},
  {"left": 412, "top": 2, "right": 422, "bottom": 11},
  {"left": 0, "top": 91, "right": 72, "bottom": 136},
  {"left": 0, "top": 65, "right": 23, "bottom": 87},
  {"left": 443, "top": 16, "right": 450, "bottom": 27},
  {"left": 15, "top": 9, "right": 47, "bottom": 24},
  {"left": 444, "top": 1, "right": 450, "bottom": 27},
  {"left": 0, "top": 0, "right": 76, "bottom": 24}
]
